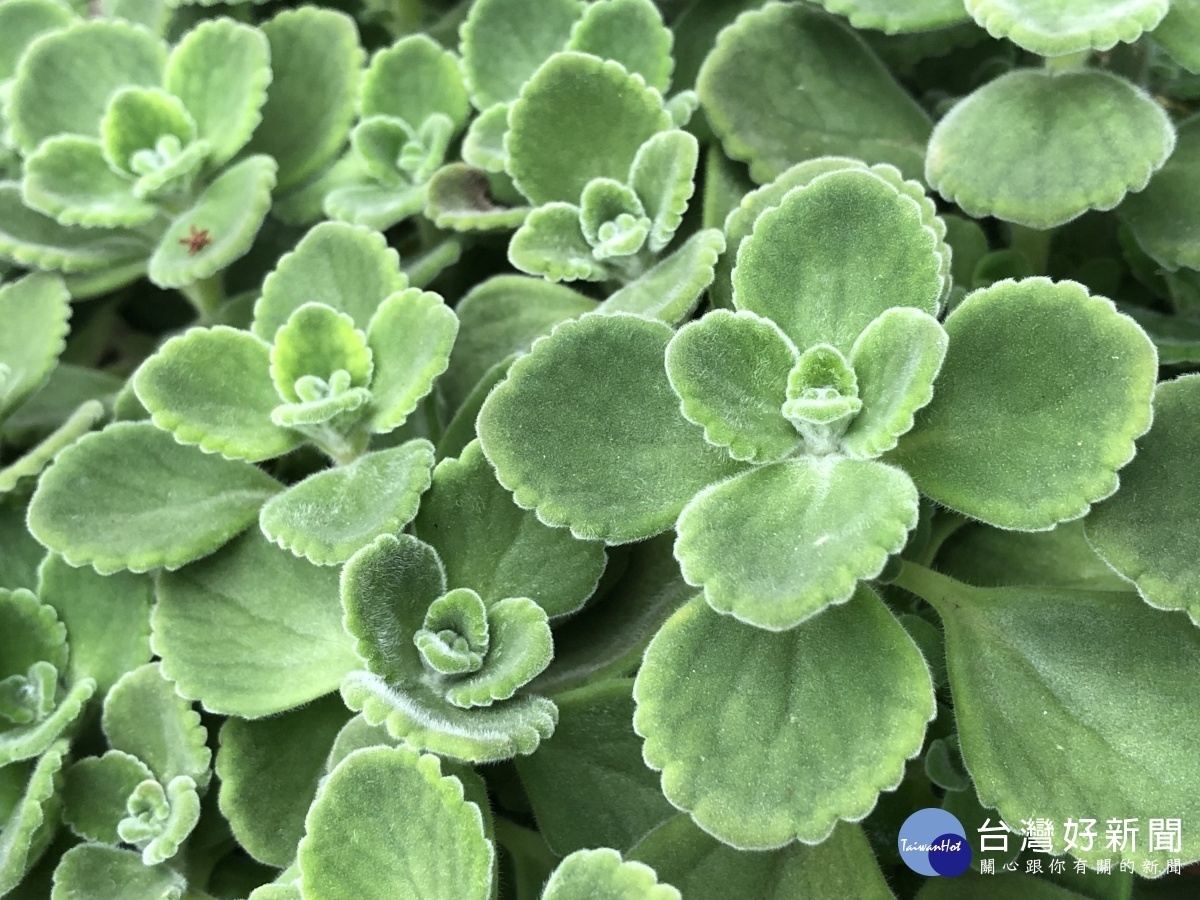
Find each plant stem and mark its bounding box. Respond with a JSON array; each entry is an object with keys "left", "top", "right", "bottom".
[
  {"left": 492, "top": 818, "right": 558, "bottom": 872},
  {"left": 1044, "top": 50, "right": 1091, "bottom": 73},
  {"left": 178, "top": 276, "right": 226, "bottom": 323},
  {"left": 891, "top": 561, "right": 971, "bottom": 617}
]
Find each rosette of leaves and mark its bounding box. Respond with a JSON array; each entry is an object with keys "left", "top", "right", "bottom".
[
  {"left": 60, "top": 663, "right": 210, "bottom": 867},
  {"left": 477, "top": 161, "right": 1158, "bottom": 848}
]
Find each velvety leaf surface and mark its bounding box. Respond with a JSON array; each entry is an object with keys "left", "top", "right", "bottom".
[
  {"left": 49, "top": 844, "right": 185, "bottom": 900},
  {"left": 260, "top": 441, "right": 434, "bottom": 566},
  {"left": 0, "top": 0, "right": 72, "bottom": 82},
  {"left": 0, "top": 742, "right": 68, "bottom": 896},
  {"left": 566, "top": 0, "right": 674, "bottom": 93},
  {"left": 0, "top": 502, "right": 45, "bottom": 592},
  {"left": 598, "top": 228, "right": 725, "bottom": 324},
  {"left": 134, "top": 327, "right": 301, "bottom": 463},
  {"left": 697, "top": 3, "right": 931, "bottom": 183},
  {"left": 926, "top": 70, "right": 1175, "bottom": 229},
  {"left": 0, "top": 273, "right": 69, "bottom": 422},
  {"left": 733, "top": 169, "right": 943, "bottom": 352},
  {"left": 99, "top": 86, "right": 195, "bottom": 175},
  {"left": 515, "top": 679, "right": 674, "bottom": 856},
  {"left": 414, "top": 440, "right": 605, "bottom": 618},
  {"left": 628, "top": 130, "right": 698, "bottom": 253},
  {"left": 217, "top": 695, "right": 349, "bottom": 867},
  {"left": 0, "top": 399, "right": 100, "bottom": 494},
  {"left": 424, "top": 163, "right": 532, "bottom": 232},
  {"left": 506, "top": 51, "right": 670, "bottom": 204},
  {"left": 27, "top": 422, "right": 281, "bottom": 574},
  {"left": 964, "top": 0, "right": 1168, "bottom": 55},
  {"left": 22, "top": 137, "right": 158, "bottom": 229},
  {"left": 542, "top": 848, "right": 680, "bottom": 900},
  {"left": 634, "top": 589, "right": 935, "bottom": 849},
  {"left": 811, "top": 0, "right": 970, "bottom": 33},
  {"left": 478, "top": 314, "right": 742, "bottom": 544},
  {"left": 298, "top": 746, "right": 493, "bottom": 900},
  {"left": 154, "top": 530, "right": 358, "bottom": 717},
  {"left": 1086, "top": 375, "right": 1200, "bottom": 623},
  {"left": 631, "top": 816, "right": 895, "bottom": 900},
  {"left": 508, "top": 202, "right": 606, "bottom": 282},
  {"left": 360, "top": 35, "right": 469, "bottom": 129},
  {"left": 893, "top": 279, "right": 1156, "bottom": 530},
  {"left": 676, "top": 457, "right": 919, "bottom": 630},
  {"left": 1154, "top": 0, "right": 1200, "bottom": 72},
  {"left": 270, "top": 303, "right": 372, "bottom": 402},
  {"left": 62, "top": 751, "right": 153, "bottom": 845},
  {"left": 1120, "top": 114, "right": 1200, "bottom": 270}
]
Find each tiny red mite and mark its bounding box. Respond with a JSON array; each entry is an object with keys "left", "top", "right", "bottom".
[{"left": 179, "top": 225, "right": 213, "bottom": 256}]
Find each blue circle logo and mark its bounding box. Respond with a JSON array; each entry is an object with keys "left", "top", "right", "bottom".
[{"left": 898, "top": 808, "right": 973, "bottom": 877}]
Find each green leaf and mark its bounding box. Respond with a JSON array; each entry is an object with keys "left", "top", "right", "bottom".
[
  {"left": 964, "top": 0, "right": 1167, "bottom": 55},
  {"left": 270, "top": 303, "right": 372, "bottom": 404},
  {"left": 927, "top": 70, "right": 1175, "bottom": 229},
  {"left": 437, "top": 355, "right": 516, "bottom": 462},
  {"left": 298, "top": 745, "right": 493, "bottom": 900},
  {"left": 542, "top": 848, "right": 680, "bottom": 900},
  {"left": 1120, "top": 113, "right": 1200, "bottom": 270},
  {"left": 424, "top": 164, "right": 532, "bottom": 232},
  {"left": 598, "top": 228, "right": 725, "bottom": 325},
  {"left": 164, "top": 18, "right": 272, "bottom": 167},
  {"left": 8, "top": 19, "right": 166, "bottom": 154},
  {"left": 28, "top": 422, "right": 280, "bottom": 574},
  {"left": 916, "top": 873, "right": 1089, "bottom": 900},
  {"left": 259, "top": 440, "right": 435, "bottom": 565},
  {"left": 733, "top": 168, "right": 943, "bottom": 352},
  {"left": 253, "top": 221, "right": 406, "bottom": 340},
  {"left": 664, "top": 309, "right": 800, "bottom": 463},
  {"left": 117, "top": 774, "right": 200, "bottom": 865},
  {"left": 245, "top": 7, "right": 363, "bottom": 192},
  {"left": 461, "top": 103, "right": 511, "bottom": 172},
  {"left": 697, "top": 3, "right": 931, "bottom": 184},
  {"left": 22, "top": 137, "right": 157, "bottom": 229},
  {"left": 323, "top": 181, "right": 427, "bottom": 231},
  {"left": 0, "top": 0, "right": 73, "bottom": 83},
  {"left": 440, "top": 594, "right": 553, "bottom": 709},
  {"left": 631, "top": 817, "right": 895, "bottom": 900},
  {"left": 896, "top": 563, "right": 1200, "bottom": 871},
  {"left": 365, "top": 288, "right": 458, "bottom": 433},
  {"left": 153, "top": 530, "right": 358, "bottom": 718},
  {"left": 134, "top": 327, "right": 301, "bottom": 463},
  {"left": 508, "top": 202, "right": 607, "bottom": 282},
  {"left": 0, "top": 183, "right": 151, "bottom": 275},
  {"left": 103, "top": 662, "right": 210, "bottom": 787},
  {"left": 811, "top": 0, "right": 971, "bottom": 33},
  {"left": 360, "top": 35, "right": 470, "bottom": 130},
  {"left": 49, "top": 844, "right": 186, "bottom": 900},
  {"left": 100, "top": 87, "right": 196, "bottom": 176},
  {"left": 0, "top": 678, "right": 92, "bottom": 768},
  {"left": 216, "top": 695, "right": 349, "bottom": 867},
  {"left": 37, "top": 554, "right": 153, "bottom": 695},
  {"left": 0, "top": 501, "right": 47, "bottom": 592},
  {"left": 506, "top": 51, "right": 670, "bottom": 205},
  {"left": 566, "top": 0, "right": 674, "bottom": 93},
  {"left": 62, "top": 751, "right": 153, "bottom": 845},
  {"left": 1086, "top": 375, "right": 1200, "bottom": 623},
  {"left": 0, "top": 588, "right": 66, "bottom": 682},
  {"left": 634, "top": 589, "right": 935, "bottom": 849},
  {"left": 516, "top": 679, "right": 674, "bottom": 856},
  {"left": 148, "top": 154, "right": 277, "bottom": 288},
  {"left": 676, "top": 457, "right": 918, "bottom": 630},
  {"left": 628, "top": 130, "right": 698, "bottom": 253},
  {"left": 459, "top": 0, "right": 583, "bottom": 109},
  {"left": 414, "top": 440, "right": 605, "bottom": 619},
  {"left": 842, "top": 308, "right": 948, "bottom": 460},
  {"left": 477, "top": 313, "right": 742, "bottom": 544},
  {"left": 1154, "top": 0, "right": 1200, "bottom": 73},
  {"left": 892, "top": 278, "right": 1157, "bottom": 530},
  {"left": 0, "top": 273, "right": 69, "bottom": 422},
  {"left": 0, "top": 741, "right": 68, "bottom": 896},
  {"left": 579, "top": 178, "right": 649, "bottom": 259}
]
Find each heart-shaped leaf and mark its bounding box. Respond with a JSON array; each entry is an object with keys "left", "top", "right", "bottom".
[
  {"left": 964, "top": 0, "right": 1168, "bottom": 55},
  {"left": 926, "top": 69, "right": 1174, "bottom": 229},
  {"left": 28, "top": 421, "right": 280, "bottom": 574},
  {"left": 360, "top": 35, "right": 470, "bottom": 131},
  {"left": 811, "top": 0, "right": 971, "bottom": 33},
  {"left": 1120, "top": 113, "right": 1200, "bottom": 271},
  {"left": 634, "top": 588, "right": 934, "bottom": 849},
  {"left": 543, "top": 848, "right": 680, "bottom": 900},
  {"left": 598, "top": 228, "right": 725, "bottom": 324},
  {"left": 0, "top": 740, "right": 69, "bottom": 895},
  {"left": 509, "top": 202, "right": 607, "bottom": 282},
  {"left": 0, "top": 273, "right": 69, "bottom": 422},
  {"left": 566, "top": 0, "right": 674, "bottom": 93},
  {"left": 63, "top": 751, "right": 154, "bottom": 845},
  {"left": 22, "top": 137, "right": 157, "bottom": 229},
  {"left": 893, "top": 278, "right": 1157, "bottom": 530}
]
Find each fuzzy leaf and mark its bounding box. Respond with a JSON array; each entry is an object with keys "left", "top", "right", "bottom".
[
  {"left": 0, "top": 502, "right": 49, "bottom": 592},
  {"left": 270, "top": 303, "right": 372, "bottom": 404},
  {"left": 0, "top": 740, "right": 68, "bottom": 895},
  {"left": 0, "top": 588, "right": 65, "bottom": 687},
  {"left": 441, "top": 595, "right": 553, "bottom": 709},
  {"left": 566, "top": 0, "right": 674, "bottom": 93},
  {"left": 677, "top": 457, "right": 919, "bottom": 630},
  {"left": 253, "top": 222, "right": 406, "bottom": 340},
  {"left": 298, "top": 746, "right": 493, "bottom": 900},
  {"left": 0, "top": 273, "right": 69, "bottom": 422},
  {"left": 245, "top": 8, "right": 362, "bottom": 191},
  {"left": 134, "top": 327, "right": 301, "bottom": 463},
  {"left": 22, "top": 137, "right": 157, "bottom": 229},
  {"left": 100, "top": 87, "right": 196, "bottom": 176},
  {"left": 598, "top": 228, "right": 725, "bottom": 324},
  {"left": 927, "top": 70, "right": 1174, "bottom": 229},
  {"left": 506, "top": 52, "right": 670, "bottom": 205},
  {"left": 459, "top": 0, "right": 584, "bottom": 109},
  {"left": 697, "top": 3, "right": 931, "bottom": 184},
  {"left": 632, "top": 817, "right": 894, "bottom": 900},
  {"left": 893, "top": 279, "right": 1157, "bottom": 530},
  {"left": 733, "top": 168, "right": 943, "bottom": 352},
  {"left": 365, "top": 289, "right": 457, "bottom": 433},
  {"left": 0, "top": 0, "right": 72, "bottom": 83},
  {"left": 164, "top": 18, "right": 272, "bottom": 167},
  {"left": 1120, "top": 113, "right": 1200, "bottom": 270},
  {"left": 811, "top": 0, "right": 970, "bottom": 33},
  {"left": 153, "top": 530, "right": 358, "bottom": 718},
  {"left": 0, "top": 400, "right": 104, "bottom": 495},
  {"left": 543, "top": 848, "right": 679, "bottom": 900},
  {"left": 578, "top": 178, "right": 648, "bottom": 258},
  {"left": 425, "top": 164, "right": 532, "bottom": 232},
  {"left": 361, "top": 35, "right": 470, "bottom": 130},
  {"left": 842, "top": 308, "right": 948, "bottom": 460},
  {"left": 0, "top": 676, "right": 94, "bottom": 769},
  {"left": 478, "top": 313, "right": 742, "bottom": 544},
  {"left": 62, "top": 751, "right": 153, "bottom": 845},
  {"left": 414, "top": 440, "right": 605, "bottom": 619},
  {"left": 634, "top": 589, "right": 934, "bottom": 849},
  {"left": 323, "top": 182, "right": 427, "bottom": 231},
  {"left": 259, "top": 440, "right": 435, "bottom": 565},
  {"left": 8, "top": 19, "right": 166, "bottom": 154},
  {"left": 216, "top": 695, "right": 349, "bottom": 867},
  {"left": 1154, "top": 1, "right": 1200, "bottom": 72},
  {"left": 628, "top": 130, "right": 698, "bottom": 253},
  {"left": 102, "top": 663, "right": 209, "bottom": 787},
  {"left": 509, "top": 202, "right": 607, "bottom": 282},
  {"left": 148, "top": 154, "right": 277, "bottom": 288},
  {"left": 664, "top": 309, "right": 800, "bottom": 463},
  {"left": 964, "top": 0, "right": 1167, "bottom": 55},
  {"left": 462, "top": 104, "right": 511, "bottom": 172},
  {"left": 49, "top": 844, "right": 185, "bottom": 900},
  {"left": 1087, "top": 375, "right": 1200, "bottom": 623}
]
